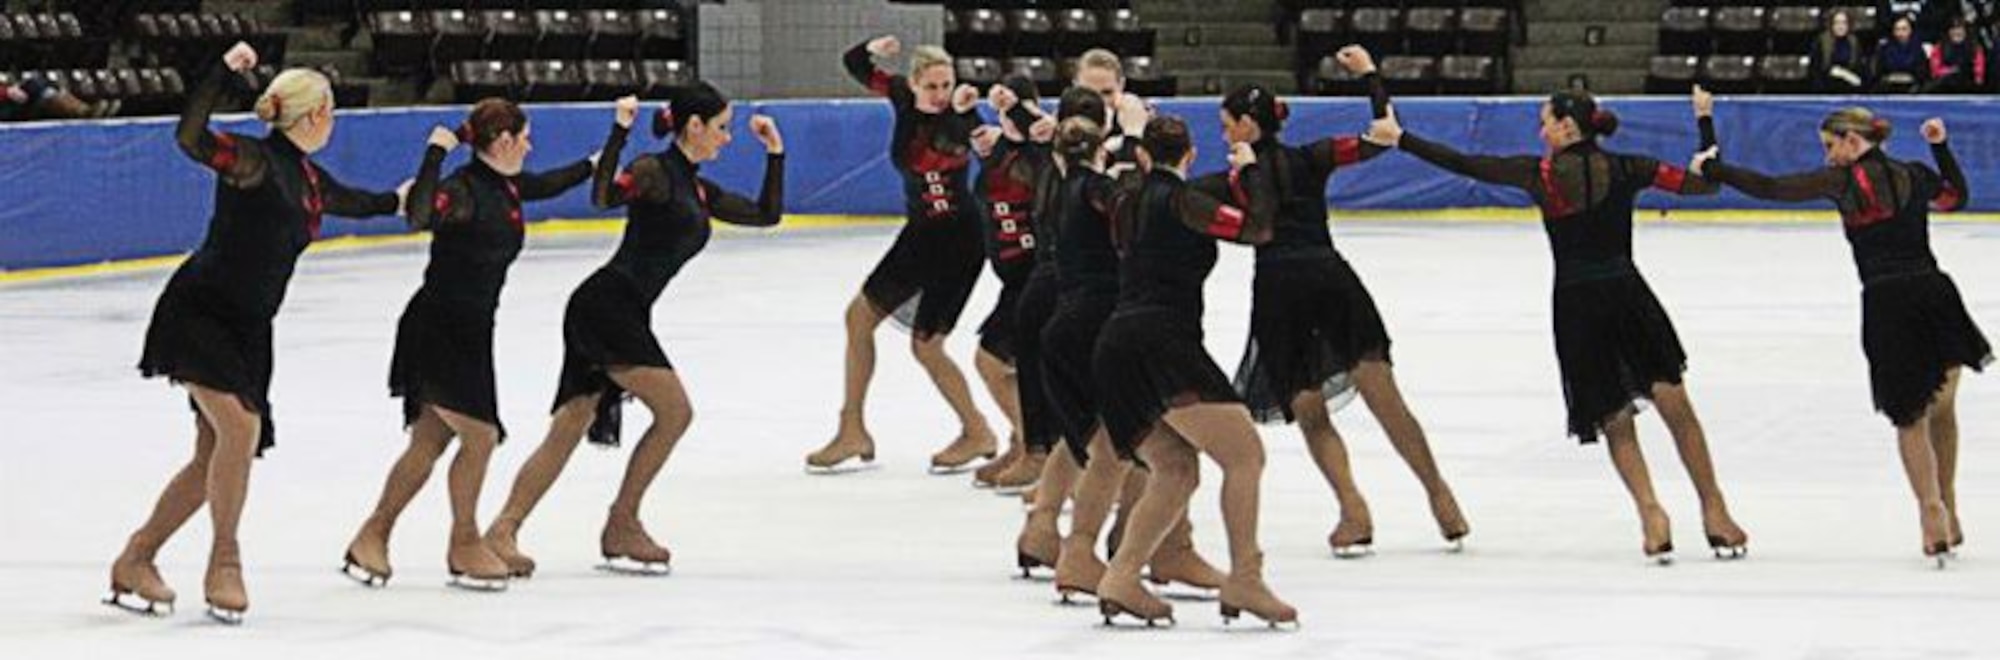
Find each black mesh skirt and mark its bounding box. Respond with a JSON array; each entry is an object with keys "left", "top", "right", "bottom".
[
  {"left": 862, "top": 213, "right": 985, "bottom": 339},
  {"left": 1013, "top": 265, "right": 1062, "bottom": 453},
  {"left": 1042, "top": 288, "right": 1118, "bottom": 465},
  {"left": 387, "top": 290, "right": 506, "bottom": 439},
  {"left": 976, "top": 259, "right": 1034, "bottom": 362},
  {"left": 1233, "top": 255, "right": 1387, "bottom": 424},
  {"left": 553, "top": 268, "right": 673, "bottom": 448},
  {"left": 1094, "top": 307, "right": 1242, "bottom": 460},
  {"left": 138, "top": 272, "right": 279, "bottom": 456},
  {"left": 1862, "top": 270, "right": 1992, "bottom": 426},
  {"left": 1551, "top": 274, "right": 1688, "bottom": 443}
]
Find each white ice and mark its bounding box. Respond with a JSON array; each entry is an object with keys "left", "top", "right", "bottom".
[{"left": 3, "top": 221, "right": 1998, "bottom": 660}]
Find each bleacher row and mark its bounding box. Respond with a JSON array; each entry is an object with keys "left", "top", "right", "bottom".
[
  {"left": 0, "top": 6, "right": 312, "bottom": 116},
  {"left": 1659, "top": 4, "right": 1881, "bottom": 56},
  {"left": 1650, "top": 4, "right": 1882, "bottom": 94},
  {"left": 1293, "top": 4, "right": 1516, "bottom": 95},
  {"left": 365, "top": 7, "right": 688, "bottom": 95},
  {"left": 936, "top": 5, "right": 1168, "bottom": 96}
]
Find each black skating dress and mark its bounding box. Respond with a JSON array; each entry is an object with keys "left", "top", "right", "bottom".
[
  {"left": 1396, "top": 125, "right": 1718, "bottom": 442},
  {"left": 1042, "top": 165, "right": 1140, "bottom": 464},
  {"left": 1232, "top": 75, "right": 1396, "bottom": 423},
  {"left": 139, "top": 65, "right": 403, "bottom": 456},
  {"left": 1705, "top": 140, "right": 1988, "bottom": 426},
  {"left": 844, "top": 41, "right": 986, "bottom": 339},
  {"left": 555, "top": 123, "right": 785, "bottom": 446},
  {"left": 389, "top": 145, "right": 592, "bottom": 439},
  {"left": 972, "top": 110, "right": 1048, "bottom": 364},
  {"left": 1093, "top": 164, "right": 1281, "bottom": 459}
]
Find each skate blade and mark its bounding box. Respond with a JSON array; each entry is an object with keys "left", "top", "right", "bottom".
[
  {"left": 1098, "top": 600, "right": 1174, "bottom": 628},
  {"left": 804, "top": 458, "right": 879, "bottom": 476},
  {"left": 992, "top": 482, "right": 1037, "bottom": 497},
  {"left": 1710, "top": 545, "right": 1748, "bottom": 561},
  {"left": 927, "top": 463, "right": 981, "bottom": 476},
  {"left": 1443, "top": 538, "right": 1468, "bottom": 554},
  {"left": 1646, "top": 550, "right": 1677, "bottom": 566},
  {"left": 1055, "top": 586, "right": 1097, "bottom": 606},
  {"left": 598, "top": 557, "right": 672, "bottom": 577},
  {"left": 1929, "top": 549, "right": 1959, "bottom": 570},
  {"left": 1220, "top": 607, "right": 1301, "bottom": 631},
  {"left": 1331, "top": 544, "right": 1375, "bottom": 560},
  {"left": 447, "top": 574, "right": 510, "bottom": 592},
  {"left": 340, "top": 561, "right": 390, "bottom": 588},
  {"left": 102, "top": 591, "right": 174, "bottom": 617},
  {"left": 204, "top": 605, "right": 245, "bottom": 626}
]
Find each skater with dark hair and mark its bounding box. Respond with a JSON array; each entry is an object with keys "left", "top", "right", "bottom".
[
  {"left": 1372, "top": 88, "right": 1750, "bottom": 563},
  {"left": 1089, "top": 115, "right": 1291, "bottom": 626},
  {"left": 1224, "top": 46, "right": 1469, "bottom": 558},
  {"left": 483, "top": 88, "right": 785, "bottom": 577},
  {"left": 341, "top": 98, "right": 595, "bottom": 591}
]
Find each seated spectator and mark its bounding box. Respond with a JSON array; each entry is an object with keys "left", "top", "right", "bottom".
[
  {"left": 0, "top": 78, "right": 118, "bottom": 122},
  {"left": 1928, "top": 17, "right": 1988, "bottom": 92},
  {"left": 1875, "top": 15, "right": 1931, "bottom": 92},
  {"left": 1813, "top": 10, "right": 1870, "bottom": 92}
]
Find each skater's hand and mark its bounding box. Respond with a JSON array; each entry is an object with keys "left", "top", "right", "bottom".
[
  {"left": 1336, "top": 45, "right": 1376, "bottom": 75},
  {"left": 1227, "top": 141, "right": 1258, "bottom": 169},
  {"left": 987, "top": 83, "right": 1019, "bottom": 112},
  {"left": 1923, "top": 118, "right": 1948, "bottom": 144},
  {"left": 953, "top": 84, "right": 981, "bottom": 113},
  {"left": 427, "top": 125, "right": 461, "bottom": 151},
  {"left": 1114, "top": 92, "right": 1151, "bottom": 137},
  {"left": 223, "top": 42, "right": 258, "bottom": 72},
  {"left": 971, "top": 125, "right": 1002, "bottom": 157},
  {"left": 750, "top": 114, "right": 784, "bottom": 154},
  {"left": 1690, "top": 146, "right": 1719, "bottom": 176},
  {"left": 1692, "top": 85, "right": 1713, "bottom": 118},
  {"left": 614, "top": 95, "right": 640, "bottom": 129},
  {"left": 395, "top": 178, "right": 414, "bottom": 215},
  {"left": 1028, "top": 114, "right": 1058, "bottom": 143},
  {"left": 868, "top": 35, "right": 902, "bottom": 58},
  {"left": 1362, "top": 107, "right": 1402, "bottom": 147}
]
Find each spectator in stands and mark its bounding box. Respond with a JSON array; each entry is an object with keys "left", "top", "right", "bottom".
[
  {"left": 1929, "top": 17, "right": 1988, "bottom": 92},
  {"left": 1876, "top": 15, "right": 1933, "bottom": 92},
  {"left": 0, "top": 77, "right": 118, "bottom": 122},
  {"left": 1813, "top": 10, "right": 1870, "bottom": 92}
]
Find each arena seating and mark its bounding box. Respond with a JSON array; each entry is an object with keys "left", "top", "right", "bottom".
[
  {"left": 1291, "top": 2, "right": 1517, "bottom": 96},
  {"left": 363, "top": 5, "right": 689, "bottom": 103},
  {"left": 1649, "top": 3, "right": 1888, "bottom": 94}
]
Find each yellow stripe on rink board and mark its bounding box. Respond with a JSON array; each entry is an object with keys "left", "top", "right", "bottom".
[{"left": 6, "top": 210, "right": 2000, "bottom": 285}]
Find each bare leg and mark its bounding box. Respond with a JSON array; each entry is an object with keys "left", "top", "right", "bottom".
[
  {"left": 1096, "top": 428, "right": 1193, "bottom": 624},
  {"left": 1290, "top": 390, "right": 1373, "bottom": 554},
  {"left": 601, "top": 366, "right": 692, "bottom": 568},
  {"left": 808, "top": 295, "right": 884, "bottom": 468},
  {"left": 187, "top": 385, "right": 261, "bottom": 616},
  {"left": 485, "top": 394, "right": 598, "bottom": 576},
  {"left": 915, "top": 334, "right": 997, "bottom": 470},
  {"left": 1163, "top": 404, "right": 1296, "bottom": 624},
  {"left": 973, "top": 348, "right": 1024, "bottom": 485},
  {"left": 1015, "top": 445, "right": 1079, "bottom": 573},
  {"left": 1353, "top": 360, "right": 1468, "bottom": 542},
  {"left": 345, "top": 408, "right": 452, "bottom": 581},
  {"left": 1603, "top": 411, "right": 1673, "bottom": 559},
  {"left": 1055, "top": 430, "right": 1130, "bottom": 599},
  {"left": 1930, "top": 369, "right": 1964, "bottom": 547},
  {"left": 433, "top": 407, "right": 507, "bottom": 582},
  {"left": 111, "top": 416, "right": 219, "bottom": 606},
  {"left": 1897, "top": 414, "right": 1953, "bottom": 557},
  {"left": 1107, "top": 465, "right": 1145, "bottom": 559},
  {"left": 1651, "top": 381, "right": 1747, "bottom": 553}
]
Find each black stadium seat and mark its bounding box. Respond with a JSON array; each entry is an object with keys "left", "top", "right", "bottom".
[
  {"left": 586, "top": 9, "right": 640, "bottom": 60},
  {"left": 582, "top": 59, "right": 640, "bottom": 100},
  {"left": 1646, "top": 54, "right": 1700, "bottom": 93},
  {"left": 638, "top": 59, "right": 693, "bottom": 100},
  {"left": 1758, "top": 54, "right": 1812, "bottom": 93},
  {"left": 1701, "top": 54, "right": 1758, "bottom": 93}
]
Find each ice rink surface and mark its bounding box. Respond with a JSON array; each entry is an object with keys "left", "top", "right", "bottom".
[{"left": 3, "top": 221, "right": 1998, "bottom": 659}]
